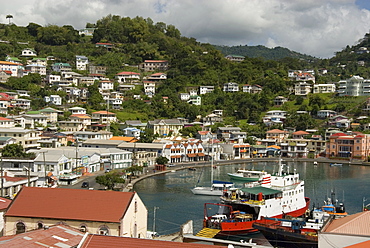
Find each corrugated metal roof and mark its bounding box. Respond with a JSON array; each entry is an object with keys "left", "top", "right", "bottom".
[
  {"left": 80, "top": 234, "right": 224, "bottom": 248},
  {"left": 323, "top": 211, "right": 370, "bottom": 236}
]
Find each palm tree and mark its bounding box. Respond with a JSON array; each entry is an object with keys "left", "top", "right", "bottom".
[{"left": 6, "top": 14, "right": 13, "bottom": 24}]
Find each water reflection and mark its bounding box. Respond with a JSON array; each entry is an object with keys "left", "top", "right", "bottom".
[{"left": 134, "top": 161, "right": 370, "bottom": 235}]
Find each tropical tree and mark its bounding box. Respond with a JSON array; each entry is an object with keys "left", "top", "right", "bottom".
[
  {"left": 95, "top": 171, "right": 125, "bottom": 190},
  {"left": 156, "top": 156, "right": 169, "bottom": 165},
  {"left": 6, "top": 14, "right": 13, "bottom": 24},
  {"left": 1, "top": 144, "right": 35, "bottom": 158}
]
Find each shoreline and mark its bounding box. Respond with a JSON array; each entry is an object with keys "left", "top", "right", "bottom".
[{"left": 123, "top": 157, "right": 366, "bottom": 192}]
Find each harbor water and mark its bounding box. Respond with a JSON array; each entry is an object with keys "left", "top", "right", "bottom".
[{"left": 134, "top": 160, "right": 370, "bottom": 238}]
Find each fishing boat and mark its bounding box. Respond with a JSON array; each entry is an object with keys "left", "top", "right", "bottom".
[
  {"left": 227, "top": 169, "right": 269, "bottom": 182},
  {"left": 191, "top": 180, "right": 234, "bottom": 196},
  {"left": 252, "top": 193, "right": 348, "bottom": 248},
  {"left": 203, "top": 158, "right": 310, "bottom": 235}
]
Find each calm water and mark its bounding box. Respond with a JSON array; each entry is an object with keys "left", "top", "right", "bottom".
[{"left": 134, "top": 161, "right": 370, "bottom": 237}]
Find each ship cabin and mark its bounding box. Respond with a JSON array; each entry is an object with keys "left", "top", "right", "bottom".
[{"left": 226, "top": 186, "right": 283, "bottom": 204}]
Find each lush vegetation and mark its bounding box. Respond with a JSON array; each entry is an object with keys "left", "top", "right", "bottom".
[{"left": 2, "top": 15, "right": 370, "bottom": 136}]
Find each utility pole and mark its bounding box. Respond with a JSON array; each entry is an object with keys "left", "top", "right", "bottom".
[
  {"left": 152, "top": 206, "right": 159, "bottom": 235},
  {"left": 40, "top": 151, "right": 48, "bottom": 187},
  {"left": 75, "top": 139, "right": 79, "bottom": 175}
]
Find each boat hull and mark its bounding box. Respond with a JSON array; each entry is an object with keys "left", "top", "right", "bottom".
[
  {"left": 227, "top": 174, "right": 260, "bottom": 182},
  {"left": 191, "top": 187, "right": 224, "bottom": 196},
  {"left": 214, "top": 197, "right": 310, "bottom": 235},
  {"left": 253, "top": 222, "right": 318, "bottom": 248}
]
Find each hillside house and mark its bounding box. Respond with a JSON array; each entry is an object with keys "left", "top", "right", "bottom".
[
  {"left": 115, "top": 71, "right": 141, "bottom": 83},
  {"left": 223, "top": 82, "right": 239, "bottom": 92},
  {"left": 199, "top": 86, "right": 214, "bottom": 94},
  {"left": 76, "top": 55, "right": 88, "bottom": 70},
  {"left": 141, "top": 60, "right": 169, "bottom": 72}
]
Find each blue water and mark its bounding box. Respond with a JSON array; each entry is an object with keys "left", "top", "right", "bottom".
[{"left": 134, "top": 161, "right": 370, "bottom": 237}]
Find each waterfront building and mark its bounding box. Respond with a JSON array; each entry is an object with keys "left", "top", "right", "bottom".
[{"left": 326, "top": 132, "right": 370, "bottom": 160}]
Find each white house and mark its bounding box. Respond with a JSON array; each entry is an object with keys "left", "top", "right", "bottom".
[
  {"left": 52, "top": 63, "right": 72, "bottom": 72},
  {"left": 24, "top": 64, "right": 46, "bottom": 75},
  {"left": 295, "top": 82, "right": 312, "bottom": 95},
  {"left": 317, "top": 110, "right": 337, "bottom": 119},
  {"left": 223, "top": 82, "right": 239, "bottom": 92},
  {"left": 187, "top": 95, "right": 201, "bottom": 105},
  {"left": 143, "top": 81, "right": 156, "bottom": 98},
  {"left": 180, "top": 93, "right": 190, "bottom": 101},
  {"left": 75, "top": 55, "right": 89, "bottom": 70},
  {"left": 0, "top": 61, "right": 21, "bottom": 77},
  {"left": 21, "top": 48, "right": 37, "bottom": 57},
  {"left": 199, "top": 86, "right": 214, "bottom": 95},
  {"left": 69, "top": 107, "right": 86, "bottom": 115},
  {"left": 98, "top": 80, "right": 114, "bottom": 92},
  {"left": 313, "top": 84, "right": 336, "bottom": 94},
  {"left": 338, "top": 75, "right": 370, "bottom": 96},
  {"left": 115, "top": 71, "right": 141, "bottom": 83},
  {"left": 44, "top": 95, "right": 62, "bottom": 106},
  {"left": 14, "top": 98, "right": 31, "bottom": 110}
]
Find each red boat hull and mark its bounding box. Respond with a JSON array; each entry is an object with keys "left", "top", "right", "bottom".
[{"left": 218, "top": 197, "right": 310, "bottom": 235}]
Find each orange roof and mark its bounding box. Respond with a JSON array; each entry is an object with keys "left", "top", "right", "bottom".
[
  {"left": 5, "top": 187, "right": 134, "bottom": 223},
  {"left": 92, "top": 111, "right": 115, "bottom": 115},
  {"left": 0, "top": 117, "right": 11, "bottom": 121},
  {"left": 110, "top": 136, "right": 136, "bottom": 142},
  {"left": 116, "top": 71, "right": 140, "bottom": 75},
  {"left": 323, "top": 211, "right": 370, "bottom": 236},
  {"left": 144, "top": 60, "right": 168, "bottom": 63},
  {"left": 267, "top": 145, "right": 281, "bottom": 149},
  {"left": 80, "top": 234, "right": 224, "bottom": 248},
  {"left": 345, "top": 240, "right": 370, "bottom": 248},
  {"left": 266, "top": 129, "right": 288, "bottom": 134},
  {"left": 292, "top": 130, "right": 309, "bottom": 135},
  {"left": 70, "top": 114, "right": 91, "bottom": 119},
  {"left": 0, "top": 61, "right": 20, "bottom": 66}
]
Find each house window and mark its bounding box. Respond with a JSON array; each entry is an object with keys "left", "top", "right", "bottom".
[
  {"left": 16, "top": 222, "right": 26, "bottom": 234},
  {"left": 135, "top": 200, "right": 138, "bottom": 213},
  {"left": 98, "top": 226, "right": 109, "bottom": 235},
  {"left": 80, "top": 224, "right": 88, "bottom": 232}
]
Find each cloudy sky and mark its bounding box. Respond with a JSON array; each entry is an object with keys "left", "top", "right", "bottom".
[{"left": 2, "top": 0, "right": 370, "bottom": 58}]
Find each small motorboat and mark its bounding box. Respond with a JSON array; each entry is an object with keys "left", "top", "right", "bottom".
[{"left": 330, "top": 163, "right": 342, "bottom": 167}]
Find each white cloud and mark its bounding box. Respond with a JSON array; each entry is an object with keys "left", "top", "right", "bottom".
[{"left": 1, "top": 0, "right": 370, "bottom": 58}]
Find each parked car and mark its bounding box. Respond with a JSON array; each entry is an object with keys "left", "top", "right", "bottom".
[{"left": 81, "top": 181, "right": 89, "bottom": 188}]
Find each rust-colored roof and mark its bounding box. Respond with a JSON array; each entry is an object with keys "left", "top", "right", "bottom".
[
  {"left": 92, "top": 111, "right": 115, "bottom": 115},
  {"left": 5, "top": 187, "right": 134, "bottom": 223},
  {"left": 266, "top": 129, "right": 288, "bottom": 134},
  {"left": 292, "top": 130, "right": 309, "bottom": 135},
  {"left": 80, "top": 234, "right": 224, "bottom": 248},
  {"left": 70, "top": 114, "right": 91, "bottom": 119},
  {"left": 331, "top": 132, "right": 347, "bottom": 137},
  {"left": 323, "top": 211, "right": 370, "bottom": 236},
  {"left": 3, "top": 176, "right": 28, "bottom": 182},
  {"left": 0, "top": 117, "right": 11, "bottom": 121},
  {"left": 110, "top": 136, "right": 136, "bottom": 142},
  {"left": 0, "top": 224, "right": 84, "bottom": 247},
  {"left": 345, "top": 240, "right": 370, "bottom": 248},
  {"left": 0, "top": 197, "right": 11, "bottom": 210},
  {"left": 116, "top": 71, "right": 140, "bottom": 75}
]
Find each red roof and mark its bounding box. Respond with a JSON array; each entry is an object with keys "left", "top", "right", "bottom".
[
  {"left": 0, "top": 197, "right": 11, "bottom": 210},
  {"left": 5, "top": 187, "right": 134, "bottom": 223},
  {"left": 323, "top": 211, "right": 370, "bottom": 236},
  {"left": 0, "top": 117, "right": 11, "bottom": 121},
  {"left": 150, "top": 72, "right": 165, "bottom": 76},
  {"left": 80, "top": 234, "right": 224, "bottom": 248},
  {"left": 116, "top": 71, "right": 140, "bottom": 76},
  {"left": 331, "top": 133, "right": 347, "bottom": 137}
]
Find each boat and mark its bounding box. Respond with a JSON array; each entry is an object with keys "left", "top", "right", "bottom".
[
  {"left": 330, "top": 163, "right": 342, "bottom": 167},
  {"left": 191, "top": 145, "right": 235, "bottom": 196},
  {"left": 191, "top": 180, "right": 234, "bottom": 196},
  {"left": 252, "top": 193, "right": 348, "bottom": 248},
  {"left": 203, "top": 158, "right": 310, "bottom": 235},
  {"left": 227, "top": 169, "right": 269, "bottom": 182},
  {"left": 188, "top": 167, "right": 196, "bottom": 171}
]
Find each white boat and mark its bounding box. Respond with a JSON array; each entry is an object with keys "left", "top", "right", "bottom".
[
  {"left": 330, "top": 163, "right": 342, "bottom": 167},
  {"left": 191, "top": 180, "right": 234, "bottom": 196},
  {"left": 191, "top": 140, "right": 234, "bottom": 196},
  {"left": 227, "top": 169, "right": 269, "bottom": 182}
]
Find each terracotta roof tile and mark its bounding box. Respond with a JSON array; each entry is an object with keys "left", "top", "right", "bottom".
[
  {"left": 292, "top": 130, "right": 309, "bottom": 135},
  {"left": 5, "top": 187, "right": 134, "bottom": 223},
  {"left": 80, "top": 234, "right": 224, "bottom": 248},
  {"left": 266, "top": 129, "right": 288, "bottom": 134},
  {"left": 0, "top": 197, "right": 11, "bottom": 210}
]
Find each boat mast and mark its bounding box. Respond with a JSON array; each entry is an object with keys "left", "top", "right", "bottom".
[{"left": 210, "top": 138, "right": 214, "bottom": 185}]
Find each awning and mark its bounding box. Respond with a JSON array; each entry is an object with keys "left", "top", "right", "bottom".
[
  {"left": 187, "top": 153, "right": 196, "bottom": 157},
  {"left": 197, "top": 153, "right": 205, "bottom": 156},
  {"left": 240, "top": 186, "right": 282, "bottom": 196}
]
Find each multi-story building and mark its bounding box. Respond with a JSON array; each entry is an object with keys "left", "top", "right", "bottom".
[
  {"left": 0, "top": 61, "right": 21, "bottom": 77},
  {"left": 75, "top": 55, "right": 88, "bottom": 70},
  {"left": 313, "top": 84, "right": 336, "bottom": 94},
  {"left": 91, "top": 111, "right": 117, "bottom": 124},
  {"left": 199, "top": 86, "right": 214, "bottom": 95},
  {"left": 143, "top": 81, "right": 156, "bottom": 98},
  {"left": 24, "top": 64, "right": 46, "bottom": 75},
  {"left": 326, "top": 132, "right": 370, "bottom": 160},
  {"left": 147, "top": 119, "right": 184, "bottom": 136},
  {"left": 337, "top": 75, "right": 370, "bottom": 96},
  {"left": 115, "top": 71, "right": 141, "bottom": 83},
  {"left": 141, "top": 60, "right": 168, "bottom": 72},
  {"left": 0, "top": 128, "right": 40, "bottom": 150},
  {"left": 223, "top": 82, "right": 239, "bottom": 92},
  {"left": 295, "top": 82, "right": 312, "bottom": 95}
]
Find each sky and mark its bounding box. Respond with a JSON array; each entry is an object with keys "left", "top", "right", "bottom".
[{"left": 2, "top": 0, "right": 370, "bottom": 58}]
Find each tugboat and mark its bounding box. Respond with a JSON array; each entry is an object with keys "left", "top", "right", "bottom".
[
  {"left": 252, "top": 192, "right": 348, "bottom": 248},
  {"left": 203, "top": 158, "right": 310, "bottom": 235}
]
